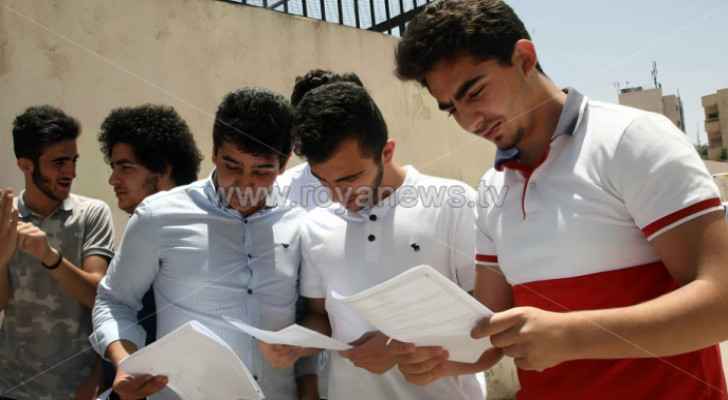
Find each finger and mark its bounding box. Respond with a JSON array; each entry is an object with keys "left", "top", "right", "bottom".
[
  {"left": 490, "top": 325, "right": 522, "bottom": 348},
  {"left": 134, "top": 375, "right": 168, "bottom": 397},
  {"left": 471, "top": 309, "right": 524, "bottom": 339},
  {"left": 387, "top": 340, "right": 416, "bottom": 355},
  {"left": 401, "top": 368, "right": 440, "bottom": 386},
  {"left": 398, "top": 354, "right": 448, "bottom": 375},
  {"left": 501, "top": 344, "right": 527, "bottom": 358},
  {"left": 0, "top": 192, "right": 11, "bottom": 232},
  {"left": 514, "top": 357, "right": 536, "bottom": 371},
  {"left": 395, "top": 347, "right": 447, "bottom": 364}
]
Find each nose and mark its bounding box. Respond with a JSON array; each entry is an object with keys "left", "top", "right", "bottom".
[
  {"left": 458, "top": 105, "right": 487, "bottom": 135},
  {"left": 108, "top": 169, "right": 120, "bottom": 187}
]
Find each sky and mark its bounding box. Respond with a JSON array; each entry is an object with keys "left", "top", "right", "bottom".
[{"left": 239, "top": 0, "right": 728, "bottom": 145}]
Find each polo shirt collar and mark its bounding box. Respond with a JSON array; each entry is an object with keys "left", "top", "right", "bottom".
[
  {"left": 343, "top": 165, "right": 419, "bottom": 221},
  {"left": 17, "top": 190, "right": 75, "bottom": 219},
  {"left": 494, "top": 87, "right": 586, "bottom": 171}
]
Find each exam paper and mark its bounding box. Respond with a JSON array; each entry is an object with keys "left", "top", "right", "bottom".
[
  {"left": 119, "top": 320, "right": 264, "bottom": 400},
  {"left": 331, "top": 265, "right": 494, "bottom": 363},
  {"left": 224, "top": 316, "right": 352, "bottom": 351}
]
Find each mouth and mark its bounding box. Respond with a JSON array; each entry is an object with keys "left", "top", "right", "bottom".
[
  {"left": 57, "top": 181, "right": 72, "bottom": 190},
  {"left": 475, "top": 121, "right": 502, "bottom": 141}
]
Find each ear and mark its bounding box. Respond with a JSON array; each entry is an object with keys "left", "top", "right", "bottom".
[
  {"left": 17, "top": 158, "right": 33, "bottom": 175},
  {"left": 381, "top": 139, "right": 397, "bottom": 164},
  {"left": 512, "top": 39, "right": 538, "bottom": 77},
  {"left": 159, "top": 164, "right": 175, "bottom": 191}
]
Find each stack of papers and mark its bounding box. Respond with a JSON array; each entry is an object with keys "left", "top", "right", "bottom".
[
  {"left": 118, "top": 321, "right": 264, "bottom": 400},
  {"left": 224, "top": 317, "right": 352, "bottom": 351},
  {"left": 331, "top": 265, "right": 494, "bottom": 363}
]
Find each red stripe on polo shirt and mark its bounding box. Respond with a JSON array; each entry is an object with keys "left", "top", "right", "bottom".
[
  {"left": 511, "top": 262, "right": 727, "bottom": 400},
  {"left": 475, "top": 254, "right": 498, "bottom": 264},
  {"left": 642, "top": 198, "right": 723, "bottom": 238}
]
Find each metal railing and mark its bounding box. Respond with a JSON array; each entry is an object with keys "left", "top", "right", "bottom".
[{"left": 218, "top": 0, "right": 432, "bottom": 36}]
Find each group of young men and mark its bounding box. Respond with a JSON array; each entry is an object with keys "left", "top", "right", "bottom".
[{"left": 3, "top": 1, "right": 728, "bottom": 399}]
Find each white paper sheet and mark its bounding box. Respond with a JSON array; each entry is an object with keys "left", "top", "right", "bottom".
[
  {"left": 119, "top": 320, "right": 264, "bottom": 400},
  {"left": 224, "top": 316, "right": 352, "bottom": 351},
  {"left": 331, "top": 265, "right": 494, "bottom": 363}
]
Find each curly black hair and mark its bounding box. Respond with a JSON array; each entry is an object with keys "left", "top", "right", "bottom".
[
  {"left": 290, "top": 69, "right": 364, "bottom": 107},
  {"left": 396, "top": 0, "right": 543, "bottom": 85},
  {"left": 13, "top": 105, "right": 81, "bottom": 162},
  {"left": 98, "top": 104, "right": 202, "bottom": 186},
  {"left": 293, "top": 82, "right": 388, "bottom": 165},
  {"left": 213, "top": 87, "right": 294, "bottom": 166}
]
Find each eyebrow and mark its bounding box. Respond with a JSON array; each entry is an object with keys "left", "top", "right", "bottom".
[
  {"left": 437, "top": 75, "right": 486, "bottom": 111},
  {"left": 51, "top": 155, "right": 79, "bottom": 163},
  {"left": 223, "top": 156, "right": 277, "bottom": 170},
  {"left": 335, "top": 170, "right": 365, "bottom": 183},
  {"left": 110, "top": 159, "right": 135, "bottom": 167}
]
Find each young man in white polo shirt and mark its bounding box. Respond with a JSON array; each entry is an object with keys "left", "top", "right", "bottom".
[
  {"left": 392, "top": 0, "right": 728, "bottom": 399},
  {"left": 258, "top": 82, "right": 501, "bottom": 399}
]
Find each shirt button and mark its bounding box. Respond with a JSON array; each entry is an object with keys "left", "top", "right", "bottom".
[
  {"left": 248, "top": 289, "right": 253, "bottom": 295},
  {"left": 243, "top": 219, "right": 248, "bottom": 224},
  {"left": 253, "top": 375, "right": 258, "bottom": 381},
  {"left": 369, "top": 214, "right": 377, "bottom": 222},
  {"left": 247, "top": 254, "right": 253, "bottom": 259},
  {"left": 368, "top": 234, "right": 376, "bottom": 242}
]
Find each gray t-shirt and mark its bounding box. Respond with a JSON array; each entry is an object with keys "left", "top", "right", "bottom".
[{"left": 0, "top": 193, "right": 114, "bottom": 400}]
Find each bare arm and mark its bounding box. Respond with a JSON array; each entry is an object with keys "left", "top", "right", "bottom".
[{"left": 0, "top": 189, "right": 18, "bottom": 310}]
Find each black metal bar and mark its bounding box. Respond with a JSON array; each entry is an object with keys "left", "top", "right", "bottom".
[
  {"left": 263, "top": 0, "right": 268, "bottom": 7},
  {"left": 268, "top": 0, "right": 292, "bottom": 9},
  {"left": 320, "top": 0, "right": 326, "bottom": 21},
  {"left": 283, "top": 0, "right": 288, "bottom": 13},
  {"left": 398, "top": 0, "right": 405, "bottom": 33},
  {"left": 369, "top": 2, "right": 426, "bottom": 33},
  {"left": 302, "top": 0, "right": 308, "bottom": 17},
  {"left": 337, "top": 0, "right": 344, "bottom": 24},
  {"left": 384, "top": 0, "right": 391, "bottom": 34},
  {"left": 369, "top": 0, "right": 376, "bottom": 28},
  {"left": 354, "top": 0, "right": 360, "bottom": 28}
]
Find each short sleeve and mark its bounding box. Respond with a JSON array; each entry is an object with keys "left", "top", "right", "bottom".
[
  {"left": 82, "top": 201, "right": 115, "bottom": 261},
  {"left": 475, "top": 179, "right": 499, "bottom": 266},
  {"left": 609, "top": 113, "right": 722, "bottom": 241}
]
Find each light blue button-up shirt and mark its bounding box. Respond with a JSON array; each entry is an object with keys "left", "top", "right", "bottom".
[{"left": 91, "top": 174, "right": 305, "bottom": 400}]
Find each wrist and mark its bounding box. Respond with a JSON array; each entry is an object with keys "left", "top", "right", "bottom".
[
  {"left": 41, "top": 247, "right": 62, "bottom": 269},
  {"left": 562, "top": 312, "right": 593, "bottom": 361}
]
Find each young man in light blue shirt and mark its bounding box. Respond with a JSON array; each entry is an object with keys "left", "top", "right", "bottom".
[{"left": 90, "top": 88, "right": 311, "bottom": 400}]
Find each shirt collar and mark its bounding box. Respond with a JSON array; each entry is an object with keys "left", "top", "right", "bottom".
[
  {"left": 16, "top": 190, "right": 75, "bottom": 219},
  {"left": 203, "top": 170, "right": 281, "bottom": 219},
  {"left": 494, "top": 87, "right": 586, "bottom": 171},
  {"left": 342, "top": 165, "right": 419, "bottom": 221}
]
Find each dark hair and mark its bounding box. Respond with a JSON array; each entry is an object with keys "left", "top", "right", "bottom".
[
  {"left": 293, "top": 82, "right": 388, "bottom": 164},
  {"left": 12, "top": 105, "right": 81, "bottom": 162},
  {"left": 213, "top": 87, "right": 294, "bottom": 166},
  {"left": 395, "top": 0, "right": 544, "bottom": 85},
  {"left": 290, "top": 69, "right": 364, "bottom": 107},
  {"left": 98, "top": 104, "right": 203, "bottom": 186}
]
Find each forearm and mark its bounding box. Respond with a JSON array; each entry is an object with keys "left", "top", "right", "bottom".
[
  {"left": 296, "top": 374, "right": 319, "bottom": 400},
  {"left": 106, "top": 339, "right": 139, "bottom": 366},
  {"left": 301, "top": 311, "right": 332, "bottom": 337},
  {"left": 0, "top": 262, "right": 11, "bottom": 310},
  {"left": 44, "top": 249, "right": 101, "bottom": 308},
  {"left": 569, "top": 278, "right": 728, "bottom": 360}
]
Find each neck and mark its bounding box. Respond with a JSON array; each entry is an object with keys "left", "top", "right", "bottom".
[
  {"left": 23, "top": 182, "right": 61, "bottom": 217},
  {"left": 515, "top": 76, "right": 567, "bottom": 167},
  {"left": 378, "top": 163, "right": 407, "bottom": 201}
]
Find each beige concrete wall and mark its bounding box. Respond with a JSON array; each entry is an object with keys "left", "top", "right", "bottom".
[
  {"left": 702, "top": 90, "right": 728, "bottom": 160},
  {"left": 619, "top": 87, "right": 664, "bottom": 114},
  {"left": 0, "top": 0, "right": 495, "bottom": 238},
  {"left": 661, "top": 94, "right": 683, "bottom": 131}
]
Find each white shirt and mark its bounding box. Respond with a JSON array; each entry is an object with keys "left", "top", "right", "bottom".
[{"left": 301, "top": 166, "right": 483, "bottom": 400}]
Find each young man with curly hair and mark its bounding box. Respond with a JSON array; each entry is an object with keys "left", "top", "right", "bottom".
[
  {"left": 91, "top": 89, "right": 312, "bottom": 400},
  {"left": 1, "top": 106, "right": 115, "bottom": 400},
  {"left": 392, "top": 1, "right": 728, "bottom": 399}
]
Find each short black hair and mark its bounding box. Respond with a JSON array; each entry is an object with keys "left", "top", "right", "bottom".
[
  {"left": 396, "top": 0, "right": 544, "bottom": 85},
  {"left": 290, "top": 69, "right": 364, "bottom": 107},
  {"left": 12, "top": 105, "right": 81, "bottom": 162},
  {"left": 213, "top": 87, "right": 294, "bottom": 166},
  {"left": 98, "top": 104, "right": 203, "bottom": 186},
  {"left": 293, "top": 82, "right": 388, "bottom": 165}
]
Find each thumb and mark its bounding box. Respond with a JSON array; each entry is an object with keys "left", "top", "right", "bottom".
[{"left": 471, "top": 309, "right": 523, "bottom": 339}]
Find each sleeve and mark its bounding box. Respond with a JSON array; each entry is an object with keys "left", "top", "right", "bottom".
[
  {"left": 299, "top": 221, "right": 326, "bottom": 299},
  {"left": 608, "top": 113, "right": 723, "bottom": 241},
  {"left": 90, "top": 205, "right": 160, "bottom": 358},
  {"left": 447, "top": 184, "right": 478, "bottom": 292},
  {"left": 82, "top": 201, "right": 115, "bottom": 261},
  {"left": 475, "top": 178, "right": 499, "bottom": 267}
]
